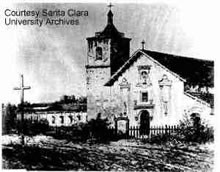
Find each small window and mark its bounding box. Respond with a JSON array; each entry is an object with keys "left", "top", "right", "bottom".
[
  {"left": 140, "top": 70, "right": 150, "bottom": 84},
  {"left": 141, "top": 71, "right": 148, "bottom": 79},
  {"left": 52, "top": 116, "right": 56, "bottom": 124},
  {"left": 60, "top": 116, "right": 64, "bottom": 124},
  {"left": 77, "top": 114, "right": 81, "bottom": 121},
  {"left": 142, "top": 92, "right": 148, "bottom": 102},
  {"left": 69, "top": 116, "right": 73, "bottom": 123},
  {"left": 96, "top": 47, "right": 102, "bottom": 60}
]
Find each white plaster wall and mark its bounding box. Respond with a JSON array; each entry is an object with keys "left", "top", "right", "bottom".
[
  {"left": 86, "top": 38, "right": 112, "bottom": 119},
  {"left": 109, "top": 53, "right": 187, "bottom": 127},
  {"left": 87, "top": 67, "right": 111, "bottom": 119},
  {"left": 182, "top": 94, "right": 214, "bottom": 126},
  {"left": 18, "top": 112, "right": 87, "bottom": 127}
]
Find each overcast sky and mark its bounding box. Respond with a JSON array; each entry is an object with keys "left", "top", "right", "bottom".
[{"left": 0, "top": 1, "right": 217, "bottom": 104}]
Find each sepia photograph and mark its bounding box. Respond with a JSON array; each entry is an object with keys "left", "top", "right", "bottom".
[{"left": 1, "top": 1, "right": 216, "bottom": 171}]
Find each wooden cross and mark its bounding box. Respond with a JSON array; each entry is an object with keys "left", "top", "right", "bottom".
[
  {"left": 107, "top": 2, "right": 114, "bottom": 10},
  {"left": 14, "top": 74, "right": 31, "bottom": 145},
  {"left": 141, "top": 40, "right": 145, "bottom": 50},
  {"left": 14, "top": 74, "right": 31, "bottom": 104}
]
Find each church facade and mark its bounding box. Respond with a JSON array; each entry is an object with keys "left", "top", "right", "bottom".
[{"left": 86, "top": 9, "right": 214, "bottom": 127}]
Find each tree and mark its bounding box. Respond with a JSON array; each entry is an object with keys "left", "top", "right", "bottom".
[
  {"left": 3, "top": 103, "right": 17, "bottom": 134},
  {"left": 88, "top": 113, "right": 111, "bottom": 142},
  {"left": 178, "top": 114, "right": 214, "bottom": 143}
]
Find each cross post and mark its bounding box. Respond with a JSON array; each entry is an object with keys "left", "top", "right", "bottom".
[
  {"left": 107, "top": 2, "right": 114, "bottom": 10},
  {"left": 14, "top": 74, "right": 31, "bottom": 145},
  {"left": 141, "top": 40, "right": 145, "bottom": 50}
]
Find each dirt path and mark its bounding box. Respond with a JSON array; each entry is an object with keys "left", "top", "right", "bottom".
[{"left": 2, "top": 135, "right": 214, "bottom": 171}]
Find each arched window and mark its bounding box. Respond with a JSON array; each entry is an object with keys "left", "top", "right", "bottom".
[
  {"left": 141, "top": 71, "right": 148, "bottom": 79},
  {"left": 96, "top": 47, "right": 103, "bottom": 60},
  {"left": 142, "top": 71, "right": 148, "bottom": 84},
  {"left": 52, "top": 116, "right": 56, "bottom": 124}
]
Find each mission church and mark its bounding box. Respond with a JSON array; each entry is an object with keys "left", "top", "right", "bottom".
[{"left": 86, "top": 7, "right": 214, "bottom": 128}]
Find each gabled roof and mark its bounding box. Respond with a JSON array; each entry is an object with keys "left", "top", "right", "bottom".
[
  {"left": 143, "top": 49, "right": 214, "bottom": 87},
  {"left": 186, "top": 92, "right": 214, "bottom": 108},
  {"left": 105, "top": 49, "right": 214, "bottom": 87}
]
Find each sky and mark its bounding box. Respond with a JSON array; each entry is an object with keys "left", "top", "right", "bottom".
[{"left": 0, "top": 1, "right": 217, "bottom": 104}]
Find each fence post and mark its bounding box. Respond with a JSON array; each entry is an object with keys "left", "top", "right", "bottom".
[
  {"left": 136, "top": 126, "right": 138, "bottom": 138},
  {"left": 128, "top": 126, "right": 130, "bottom": 137},
  {"left": 157, "top": 126, "right": 158, "bottom": 135},
  {"left": 126, "top": 120, "right": 129, "bottom": 139},
  {"left": 131, "top": 126, "right": 133, "bottom": 138},
  {"left": 158, "top": 126, "right": 160, "bottom": 135},
  {"left": 175, "top": 125, "right": 177, "bottom": 133},
  {"left": 158, "top": 125, "right": 160, "bottom": 135},
  {"left": 151, "top": 126, "right": 153, "bottom": 137},
  {"left": 165, "top": 125, "right": 167, "bottom": 135},
  {"left": 133, "top": 126, "right": 136, "bottom": 138},
  {"left": 115, "top": 120, "right": 118, "bottom": 136},
  {"left": 154, "top": 125, "right": 156, "bottom": 136},
  {"left": 170, "top": 125, "right": 174, "bottom": 134}
]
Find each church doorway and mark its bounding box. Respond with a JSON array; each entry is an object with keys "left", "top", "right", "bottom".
[{"left": 140, "top": 110, "right": 150, "bottom": 135}]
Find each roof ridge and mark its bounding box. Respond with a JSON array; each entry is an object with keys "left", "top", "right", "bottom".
[
  {"left": 107, "top": 49, "right": 140, "bottom": 79},
  {"left": 184, "top": 92, "right": 211, "bottom": 108},
  {"left": 143, "top": 49, "right": 214, "bottom": 63},
  {"left": 105, "top": 49, "right": 214, "bottom": 87},
  {"left": 140, "top": 50, "right": 186, "bottom": 81}
]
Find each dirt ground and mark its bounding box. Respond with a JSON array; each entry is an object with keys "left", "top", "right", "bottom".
[{"left": 2, "top": 135, "right": 214, "bottom": 171}]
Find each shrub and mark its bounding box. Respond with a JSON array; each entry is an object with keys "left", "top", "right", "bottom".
[
  {"left": 177, "top": 115, "right": 214, "bottom": 143},
  {"left": 51, "top": 114, "right": 113, "bottom": 143},
  {"left": 2, "top": 104, "right": 17, "bottom": 134},
  {"left": 87, "top": 113, "right": 112, "bottom": 142},
  {"left": 15, "top": 119, "right": 50, "bottom": 136},
  {"left": 54, "top": 122, "right": 91, "bottom": 141},
  {"left": 147, "top": 115, "right": 214, "bottom": 144}
]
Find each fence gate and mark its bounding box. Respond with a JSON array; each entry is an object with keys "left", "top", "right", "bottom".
[{"left": 115, "top": 116, "right": 129, "bottom": 137}]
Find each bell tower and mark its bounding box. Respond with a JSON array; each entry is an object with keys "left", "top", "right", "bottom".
[{"left": 86, "top": 5, "right": 131, "bottom": 119}]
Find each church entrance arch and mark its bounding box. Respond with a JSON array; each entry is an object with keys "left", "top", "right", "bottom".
[{"left": 140, "top": 110, "right": 150, "bottom": 135}]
